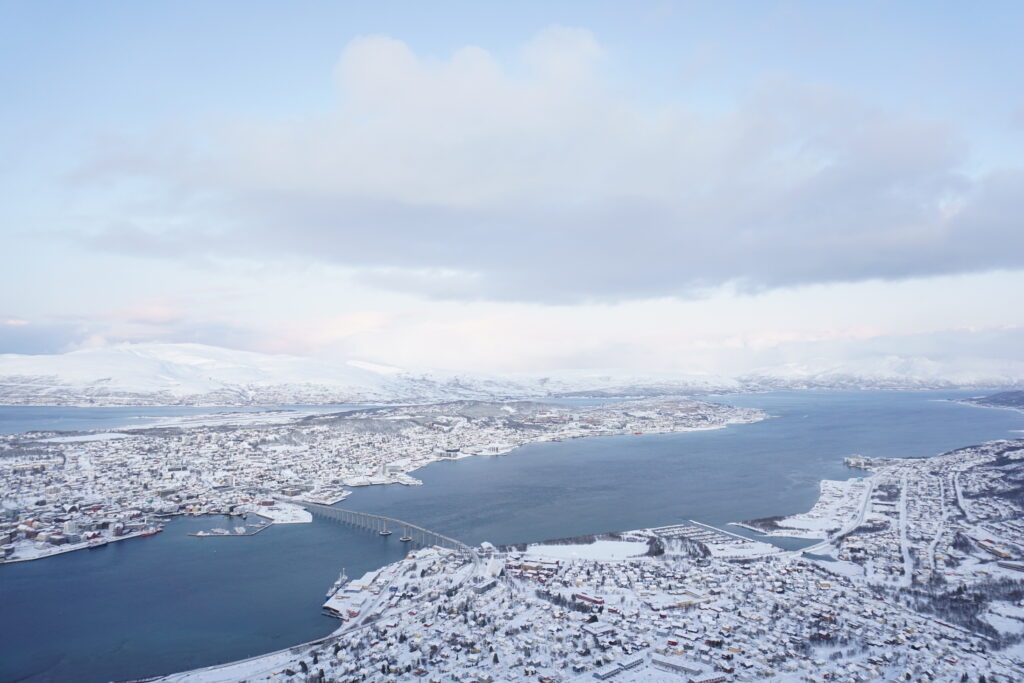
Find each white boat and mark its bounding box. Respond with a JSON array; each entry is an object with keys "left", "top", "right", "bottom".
[{"left": 326, "top": 569, "right": 348, "bottom": 597}]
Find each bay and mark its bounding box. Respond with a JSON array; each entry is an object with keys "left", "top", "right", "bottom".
[{"left": 1, "top": 390, "right": 1022, "bottom": 682}]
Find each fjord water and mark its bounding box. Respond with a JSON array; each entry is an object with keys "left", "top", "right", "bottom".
[
  {"left": 2, "top": 391, "right": 1023, "bottom": 681},
  {"left": 340, "top": 390, "right": 1024, "bottom": 546}
]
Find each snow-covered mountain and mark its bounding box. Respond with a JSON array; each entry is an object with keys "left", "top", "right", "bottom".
[
  {"left": 0, "top": 344, "right": 391, "bottom": 405},
  {"left": 0, "top": 343, "right": 517, "bottom": 406},
  {"left": 0, "top": 343, "right": 1021, "bottom": 406},
  {"left": 740, "top": 355, "right": 1024, "bottom": 391},
  {"left": 510, "top": 369, "right": 744, "bottom": 397}
]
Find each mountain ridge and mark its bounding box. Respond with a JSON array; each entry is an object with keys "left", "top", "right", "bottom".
[{"left": 1, "top": 342, "right": 1022, "bottom": 406}]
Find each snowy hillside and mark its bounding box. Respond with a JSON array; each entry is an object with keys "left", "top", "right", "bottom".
[
  {"left": 510, "top": 369, "right": 744, "bottom": 397},
  {"left": 741, "top": 355, "right": 1024, "bottom": 390},
  {"left": 0, "top": 343, "right": 1021, "bottom": 406},
  {"left": 0, "top": 344, "right": 510, "bottom": 406}
]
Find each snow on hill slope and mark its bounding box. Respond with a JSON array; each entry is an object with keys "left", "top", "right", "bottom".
[
  {"left": 741, "top": 355, "right": 1024, "bottom": 390},
  {"left": 0, "top": 344, "right": 430, "bottom": 405},
  {"left": 0, "top": 343, "right": 1021, "bottom": 406},
  {"left": 511, "top": 369, "right": 744, "bottom": 396}
]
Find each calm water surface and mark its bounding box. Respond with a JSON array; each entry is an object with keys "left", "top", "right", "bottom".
[{"left": 1, "top": 390, "right": 1022, "bottom": 681}]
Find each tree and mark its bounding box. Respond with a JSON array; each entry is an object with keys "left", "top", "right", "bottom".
[{"left": 493, "top": 653, "right": 499, "bottom": 664}]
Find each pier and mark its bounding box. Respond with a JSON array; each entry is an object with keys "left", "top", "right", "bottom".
[{"left": 297, "top": 501, "right": 476, "bottom": 557}]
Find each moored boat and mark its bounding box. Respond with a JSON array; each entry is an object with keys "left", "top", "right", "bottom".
[{"left": 326, "top": 569, "right": 348, "bottom": 597}]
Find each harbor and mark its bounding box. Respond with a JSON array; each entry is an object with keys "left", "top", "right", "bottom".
[{"left": 3, "top": 391, "right": 1024, "bottom": 682}]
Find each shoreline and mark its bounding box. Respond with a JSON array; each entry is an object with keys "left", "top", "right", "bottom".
[
  {"left": 731, "top": 477, "right": 874, "bottom": 541},
  {"left": 0, "top": 527, "right": 158, "bottom": 564},
  {"left": 7, "top": 393, "right": 1024, "bottom": 682},
  {"left": 950, "top": 397, "right": 1024, "bottom": 416},
  {"left": 1, "top": 405, "right": 765, "bottom": 565},
  {"left": 399, "top": 415, "right": 764, "bottom": 478}
]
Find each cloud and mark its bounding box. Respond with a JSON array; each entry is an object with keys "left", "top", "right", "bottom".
[
  {"left": 76, "top": 28, "right": 1024, "bottom": 304},
  {"left": 0, "top": 319, "right": 88, "bottom": 354}
]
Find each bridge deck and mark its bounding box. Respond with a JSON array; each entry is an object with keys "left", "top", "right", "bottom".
[{"left": 298, "top": 501, "right": 474, "bottom": 555}]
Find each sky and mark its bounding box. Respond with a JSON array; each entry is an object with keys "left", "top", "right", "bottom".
[{"left": 1, "top": 1, "right": 1022, "bottom": 375}]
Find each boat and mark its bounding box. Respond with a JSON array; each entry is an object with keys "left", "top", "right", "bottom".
[
  {"left": 87, "top": 538, "right": 108, "bottom": 549},
  {"left": 326, "top": 568, "right": 348, "bottom": 597}
]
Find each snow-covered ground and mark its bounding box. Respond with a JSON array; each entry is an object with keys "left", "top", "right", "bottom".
[
  {"left": 983, "top": 611, "right": 1024, "bottom": 635},
  {"left": 754, "top": 478, "right": 872, "bottom": 540},
  {"left": 984, "top": 602, "right": 1024, "bottom": 635},
  {"left": 524, "top": 539, "right": 650, "bottom": 561},
  {"left": 140, "top": 409, "right": 333, "bottom": 430},
  {"left": 252, "top": 503, "right": 312, "bottom": 524},
  {"left": 38, "top": 432, "right": 131, "bottom": 443},
  {"left": 159, "top": 533, "right": 1024, "bottom": 683},
  {"left": 704, "top": 537, "right": 781, "bottom": 559}
]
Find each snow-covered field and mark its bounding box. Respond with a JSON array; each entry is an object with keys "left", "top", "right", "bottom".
[
  {"left": 140, "top": 409, "right": 328, "bottom": 430},
  {"left": 38, "top": 432, "right": 131, "bottom": 443},
  {"left": 755, "top": 478, "right": 871, "bottom": 540},
  {"left": 704, "top": 537, "right": 782, "bottom": 559},
  {"left": 252, "top": 503, "right": 312, "bottom": 524},
  {"left": 984, "top": 602, "right": 1024, "bottom": 634},
  {"left": 524, "top": 539, "right": 650, "bottom": 561}
]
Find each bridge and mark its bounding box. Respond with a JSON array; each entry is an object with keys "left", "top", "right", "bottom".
[{"left": 298, "top": 501, "right": 476, "bottom": 557}]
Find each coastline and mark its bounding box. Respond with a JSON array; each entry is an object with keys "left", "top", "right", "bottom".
[
  {"left": 732, "top": 477, "right": 874, "bottom": 541},
  {"left": 1, "top": 402, "right": 766, "bottom": 565},
  {"left": 0, "top": 527, "right": 158, "bottom": 564},
  {"left": 951, "top": 397, "right": 1024, "bottom": 416},
  {"left": 397, "top": 413, "right": 766, "bottom": 481},
  {"left": 6, "top": 392, "right": 1024, "bottom": 682}
]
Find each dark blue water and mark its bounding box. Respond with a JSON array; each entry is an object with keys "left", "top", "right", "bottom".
[
  {"left": 1, "top": 390, "right": 1021, "bottom": 682},
  {"left": 0, "top": 516, "right": 410, "bottom": 682},
  {"left": 0, "top": 404, "right": 372, "bottom": 435},
  {"left": 338, "top": 390, "right": 1024, "bottom": 546}
]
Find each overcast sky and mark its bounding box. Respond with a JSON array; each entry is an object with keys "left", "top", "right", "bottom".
[{"left": 2, "top": 1, "right": 1022, "bottom": 374}]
